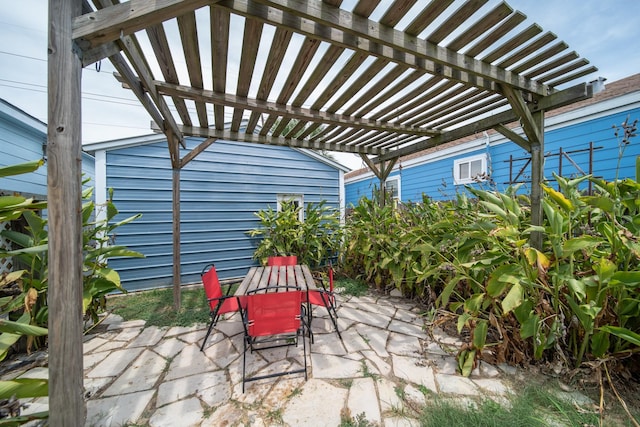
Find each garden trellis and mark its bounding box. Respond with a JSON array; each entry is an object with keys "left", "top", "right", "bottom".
[{"left": 48, "top": 0, "right": 598, "bottom": 424}]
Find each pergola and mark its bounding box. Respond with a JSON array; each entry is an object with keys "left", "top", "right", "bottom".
[{"left": 48, "top": 0, "right": 596, "bottom": 424}]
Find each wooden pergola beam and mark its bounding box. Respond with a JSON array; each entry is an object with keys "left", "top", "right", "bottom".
[
  {"left": 153, "top": 81, "right": 439, "bottom": 137},
  {"left": 494, "top": 124, "right": 531, "bottom": 151},
  {"left": 151, "top": 123, "right": 385, "bottom": 155},
  {"left": 218, "top": 0, "right": 549, "bottom": 96}
]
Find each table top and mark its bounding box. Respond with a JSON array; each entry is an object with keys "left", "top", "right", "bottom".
[{"left": 235, "top": 265, "right": 318, "bottom": 296}]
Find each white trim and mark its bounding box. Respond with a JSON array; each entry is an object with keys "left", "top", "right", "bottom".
[
  {"left": 94, "top": 150, "right": 108, "bottom": 221},
  {"left": 0, "top": 99, "right": 46, "bottom": 133},
  {"left": 453, "top": 153, "right": 488, "bottom": 185},
  {"left": 82, "top": 133, "right": 167, "bottom": 152},
  {"left": 384, "top": 175, "right": 401, "bottom": 202},
  {"left": 338, "top": 170, "right": 345, "bottom": 225},
  {"left": 294, "top": 148, "right": 352, "bottom": 172}
]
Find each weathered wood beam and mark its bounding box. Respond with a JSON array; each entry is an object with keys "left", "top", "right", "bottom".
[
  {"left": 177, "top": 11, "right": 208, "bottom": 127},
  {"left": 180, "top": 137, "right": 217, "bottom": 168},
  {"left": 530, "top": 110, "right": 545, "bottom": 250},
  {"left": 48, "top": 0, "right": 85, "bottom": 424},
  {"left": 218, "top": 0, "right": 549, "bottom": 96},
  {"left": 360, "top": 154, "right": 381, "bottom": 179},
  {"left": 172, "top": 166, "right": 181, "bottom": 310},
  {"left": 154, "top": 81, "right": 440, "bottom": 137},
  {"left": 494, "top": 124, "right": 530, "bottom": 151},
  {"left": 501, "top": 84, "right": 542, "bottom": 145},
  {"left": 211, "top": 7, "right": 230, "bottom": 130},
  {"left": 375, "top": 82, "right": 592, "bottom": 162},
  {"left": 73, "top": 0, "right": 219, "bottom": 49},
  {"left": 151, "top": 122, "right": 385, "bottom": 155}
]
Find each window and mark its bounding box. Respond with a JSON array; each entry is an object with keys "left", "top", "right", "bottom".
[
  {"left": 384, "top": 176, "right": 400, "bottom": 206},
  {"left": 277, "top": 194, "right": 304, "bottom": 221},
  {"left": 453, "top": 154, "right": 488, "bottom": 185}
]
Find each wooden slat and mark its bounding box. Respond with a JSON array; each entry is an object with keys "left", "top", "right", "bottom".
[
  {"left": 404, "top": 0, "right": 454, "bottom": 36},
  {"left": 326, "top": 58, "right": 389, "bottom": 113},
  {"left": 524, "top": 51, "right": 579, "bottom": 79},
  {"left": 74, "top": 0, "right": 219, "bottom": 48},
  {"left": 246, "top": 28, "right": 293, "bottom": 132},
  {"left": 342, "top": 65, "right": 407, "bottom": 116},
  {"left": 464, "top": 11, "right": 526, "bottom": 57},
  {"left": 146, "top": 23, "right": 193, "bottom": 126},
  {"left": 447, "top": 2, "right": 513, "bottom": 51},
  {"left": 220, "top": 0, "right": 549, "bottom": 95},
  {"left": 369, "top": 76, "right": 444, "bottom": 121},
  {"left": 427, "top": 0, "right": 487, "bottom": 44},
  {"left": 481, "top": 23, "right": 543, "bottom": 63},
  {"left": 378, "top": 81, "right": 459, "bottom": 123},
  {"left": 399, "top": 85, "right": 474, "bottom": 125},
  {"left": 309, "top": 51, "right": 369, "bottom": 110},
  {"left": 177, "top": 11, "right": 208, "bottom": 127},
  {"left": 430, "top": 99, "right": 509, "bottom": 130},
  {"left": 292, "top": 45, "right": 345, "bottom": 107},
  {"left": 409, "top": 90, "right": 492, "bottom": 127},
  {"left": 499, "top": 33, "right": 568, "bottom": 73},
  {"left": 232, "top": 18, "right": 263, "bottom": 131},
  {"left": 547, "top": 66, "right": 598, "bottom": 87},
  {"left": 538, "top": 59, "right": 590, "bottom": 83},
  {"left": 379, "top": 0, "right": 417, "bottom": 27},
  {"left": 352, "top": 70, "right": 426, "bottom": 117},
  {"left": 211, "top": 7, "right": 230, "bottom": 129},
  {"left": 352, "top": 0, "right": 381, "bottom": 17}
]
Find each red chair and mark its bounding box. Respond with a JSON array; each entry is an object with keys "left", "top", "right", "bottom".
[
  {"left": 306, "top": 261, "right": 341, "bottom": 340},
  {"left": 267, "top": 255, "right": 298, "bottom": 266},
  {"left": 200, "top": 264, "right": 240, "bottom": 351},
  {"left": 239, "top": 287, "right": 308, "bottom": 392}
]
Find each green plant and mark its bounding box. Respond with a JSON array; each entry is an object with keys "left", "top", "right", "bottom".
[{"left": 247, "top": 200, "right": 342, "bottom": 267}]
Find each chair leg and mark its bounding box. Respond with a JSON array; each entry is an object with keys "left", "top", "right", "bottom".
[
  {"left": 200, "top": 312, "right": 220, "bottom": 352},
  {"left": 320, "top": 293, "right": 342, "bottom": 340},
  {"left": 242, "top": 335, "right": 248, "bottom": 393}
]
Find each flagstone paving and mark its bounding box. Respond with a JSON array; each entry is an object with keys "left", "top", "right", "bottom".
[{"left": 15, "top": 293, "right": 527, "bottom": 426}]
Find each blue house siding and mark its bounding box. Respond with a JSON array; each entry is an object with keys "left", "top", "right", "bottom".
[
  {"left": 346, "top": 98, "right": 640, "bottom": 206},
  {"left": 94, "top": 136, "right": 344, "bottom": 291}
]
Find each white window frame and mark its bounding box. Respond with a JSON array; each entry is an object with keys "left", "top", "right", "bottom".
[
  {"left": 384, "top": 176, "right": 401, "bottom": 205},
  {"left": 453, "top": 154, "right": 488, "bottom": 185},
  {"left": 277, "top": 194, "right": 304, "bottom": 221}
]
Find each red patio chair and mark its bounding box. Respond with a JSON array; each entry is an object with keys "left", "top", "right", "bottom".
[
  {"left": 200, "top": 264, "right": 240, "bottom": 351},
  {"left": 267, "top": 255, "right": 298, "bottom": 266},
  {"left": 239, "top": 286, "right": 309, "bottom": 392},
  {"left": 306, "top": 261, "right": 341, "bottom": 340}
]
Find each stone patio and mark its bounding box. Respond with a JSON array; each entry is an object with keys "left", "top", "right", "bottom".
[{"left": 15, "top": 293, "right": 522, "bottom": 426}]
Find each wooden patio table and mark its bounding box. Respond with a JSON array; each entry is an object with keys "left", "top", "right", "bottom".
[{"left": 234, "top": 265, "right": 319, "bottom": 296}]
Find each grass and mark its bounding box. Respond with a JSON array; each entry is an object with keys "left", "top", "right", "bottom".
[
  {"left": 108, "top": 286, "right": 217, "bottom": 327},
  {"left": 418, "top": 382, "right": 640, "bottom": 427},
  {"left": 335, "top": 278, "right": 369, "bottom": 297}
]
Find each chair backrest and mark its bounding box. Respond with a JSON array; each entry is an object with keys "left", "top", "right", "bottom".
[
  {"left": 246, "top": 291, "right": 302, "bottom": 337},
  {"left": 328, "top": 261, "right": 334, "bottom": 293},
  {"left": 267, "top": 255, "right": 298, "bottom": 266},
  {"left": 201, "top": 264, "right": 223, "bottom": 306}
]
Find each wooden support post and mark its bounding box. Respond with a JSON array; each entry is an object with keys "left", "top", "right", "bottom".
[
  {"left": 48, "top": 0, "right": 85, "bottom": 424},
  {"left": 172, "top": 167, "right": 181, "bottom": 310},
  {"left": 530, "top": 110, "right": 545, "bottom": 250}
]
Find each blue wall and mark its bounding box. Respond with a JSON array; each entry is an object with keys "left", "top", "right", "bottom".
[
  {"left": 346, "top": 107, "right": 640, "bottom": 205},
  {"left": 103, "top": 137, "right": 342, "bottom": 291}
]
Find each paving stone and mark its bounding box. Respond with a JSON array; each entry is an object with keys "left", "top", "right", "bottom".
[
  {"left": 165, "top": 344, "right": 219, "bottom": 381},
  {"left": 430, "top": 355, "right": 458, "bottom": 375},
  {"left": 213, "top": 319, "right": 244, "bottom": 337},
  {"left": 83, "top": 336, "right": 109, "bottom": 353},
  {"left": 387, "top": 332, "right": 422, "bottom": 357},
  {"left": 435, "top": 373, "right": 480, "bottom": 395},
  {"left": 127, "top": 325, "right": 166, "bottom": 348},
  {"left": 497, "top": 363, "right": 518, "bottom": 376},
  {"left": 101, "top": 313, "right": 123, "bottom": 327},
  {"left": 20, "top": 397, "right": 48, "bottom": 416},
  {"left": 153, "top": 337, "right": 188, "bottom": 359},
  {"left": 362, "top": 350, "right": 392, "bottom": 377},
  {"left": 389, "top": 288, "right": 403, "bottom": 297},
  {"left": 310, "top": 354, "right": 363, "bottom": 379},
  {"left": 86, "top": 347, "right": 144, "bottom": 378},
  {"left": 104, "top": 349, "right": 166, "bottom": 396},
  {"left": 157, "top": 370, "right": 230, "bottom": 407},
  {"left": 423, "top": 341, "right": 449, "bottom": 356},
  {"left": 201, "top": 402, "right": 246, "bottom": 426},
  {"left": 336, "top": 315, "right": 357, "bottom": 330},
  {"left": 200, "top": 330, "right": 230, "bottom": 350},
  {"left": 340, "top": 306, "right": 391, "bottom": 328},
  {"left": 356, "top": 325, "right": 389, "bottom": 358},
  {"left": 84, "top": 377, "right": 111, "bottom": 399},
  {"left": 471, "top": 361, "right": 502, "bottom": 378},
  {"left": 17, "top": 367, "right": 48, "bottom": 379},
  {"left": 149, "top": 396, "right": 204, "bottom": 427},
  {"left": 165, "top": 325, "right": 202, "bottom": 337},
  {"left": 310, "top": 332, "right": 348, "bottom": 355},
  {"left": 350, "top": 301, "right": 396, "bottom": 318},
  {"left": 282, "top": 379, "right": 348, "bottom": 427},
  {"left": 262, "top": 375, "right": 307, "bottom": 410},
  {"left": 106, "top": 319, "right": 145, "bottom": 331},
  {"left": 403, "top": 384, "right": 427, "bottom": 407},
  {"left": 203, "top": 337, "right": 242, "bottom": 369},
  {"left": 387, "top": 319, "right": 426, "bottom": 338},
  {"left": 178, "top": 328, "right": 208, "bottom": 345},
  {"left": 85, "top": 389, "right": 154, "bottom": 427},
  {"left": 472, "top": 378, "right": 512, "bottom": 395},
  {"left": 348, "top": 377, "right": 381, "bottom": 424},
  {"left": 377, "top": 377, "right": 403, "bottom": 412},
  {"left": 112, "top": 326, "right": 143, "bottom": 342},
  {"left": 340, "top": 328, "right": 370, "bottom": 353},
  {"left": 392, "top": 355, "right": 437, "bottom": 392}
]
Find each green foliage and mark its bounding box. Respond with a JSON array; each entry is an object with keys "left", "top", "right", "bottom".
[
  {"left": 247, "top": 200, "right": 343, "bottom": 267},
  {"left": 344, "top": 122, "right": 640, "bottom": 375}
]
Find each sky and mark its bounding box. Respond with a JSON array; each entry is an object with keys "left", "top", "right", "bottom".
[{"left": 0, "top": 0, "right": 639, "bottom": 170}]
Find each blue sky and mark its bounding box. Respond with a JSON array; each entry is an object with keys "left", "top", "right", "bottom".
[{"left": 0, "top": 1, "right": 638, "bottom": 170}]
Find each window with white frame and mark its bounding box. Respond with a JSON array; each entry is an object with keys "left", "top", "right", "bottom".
[
  {"left": 453, "top": 154, "right": 488, "bottom": 185},
  {"left": 277, "top": 194, "right": 304, "bottom": 221},
  {"left": 384, "top": 176, "right": 401, "bottom": 205}
]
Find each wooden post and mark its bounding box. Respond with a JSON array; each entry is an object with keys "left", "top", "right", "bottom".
[
  {"left": 530, "top": 110, "right": 545, "bottom": 250},
  {"left": 48, "top": 0, "right": 85, "bottom": 424},
  {"left": 172, "top": 167, "right": 181, "bottom": 310}
]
